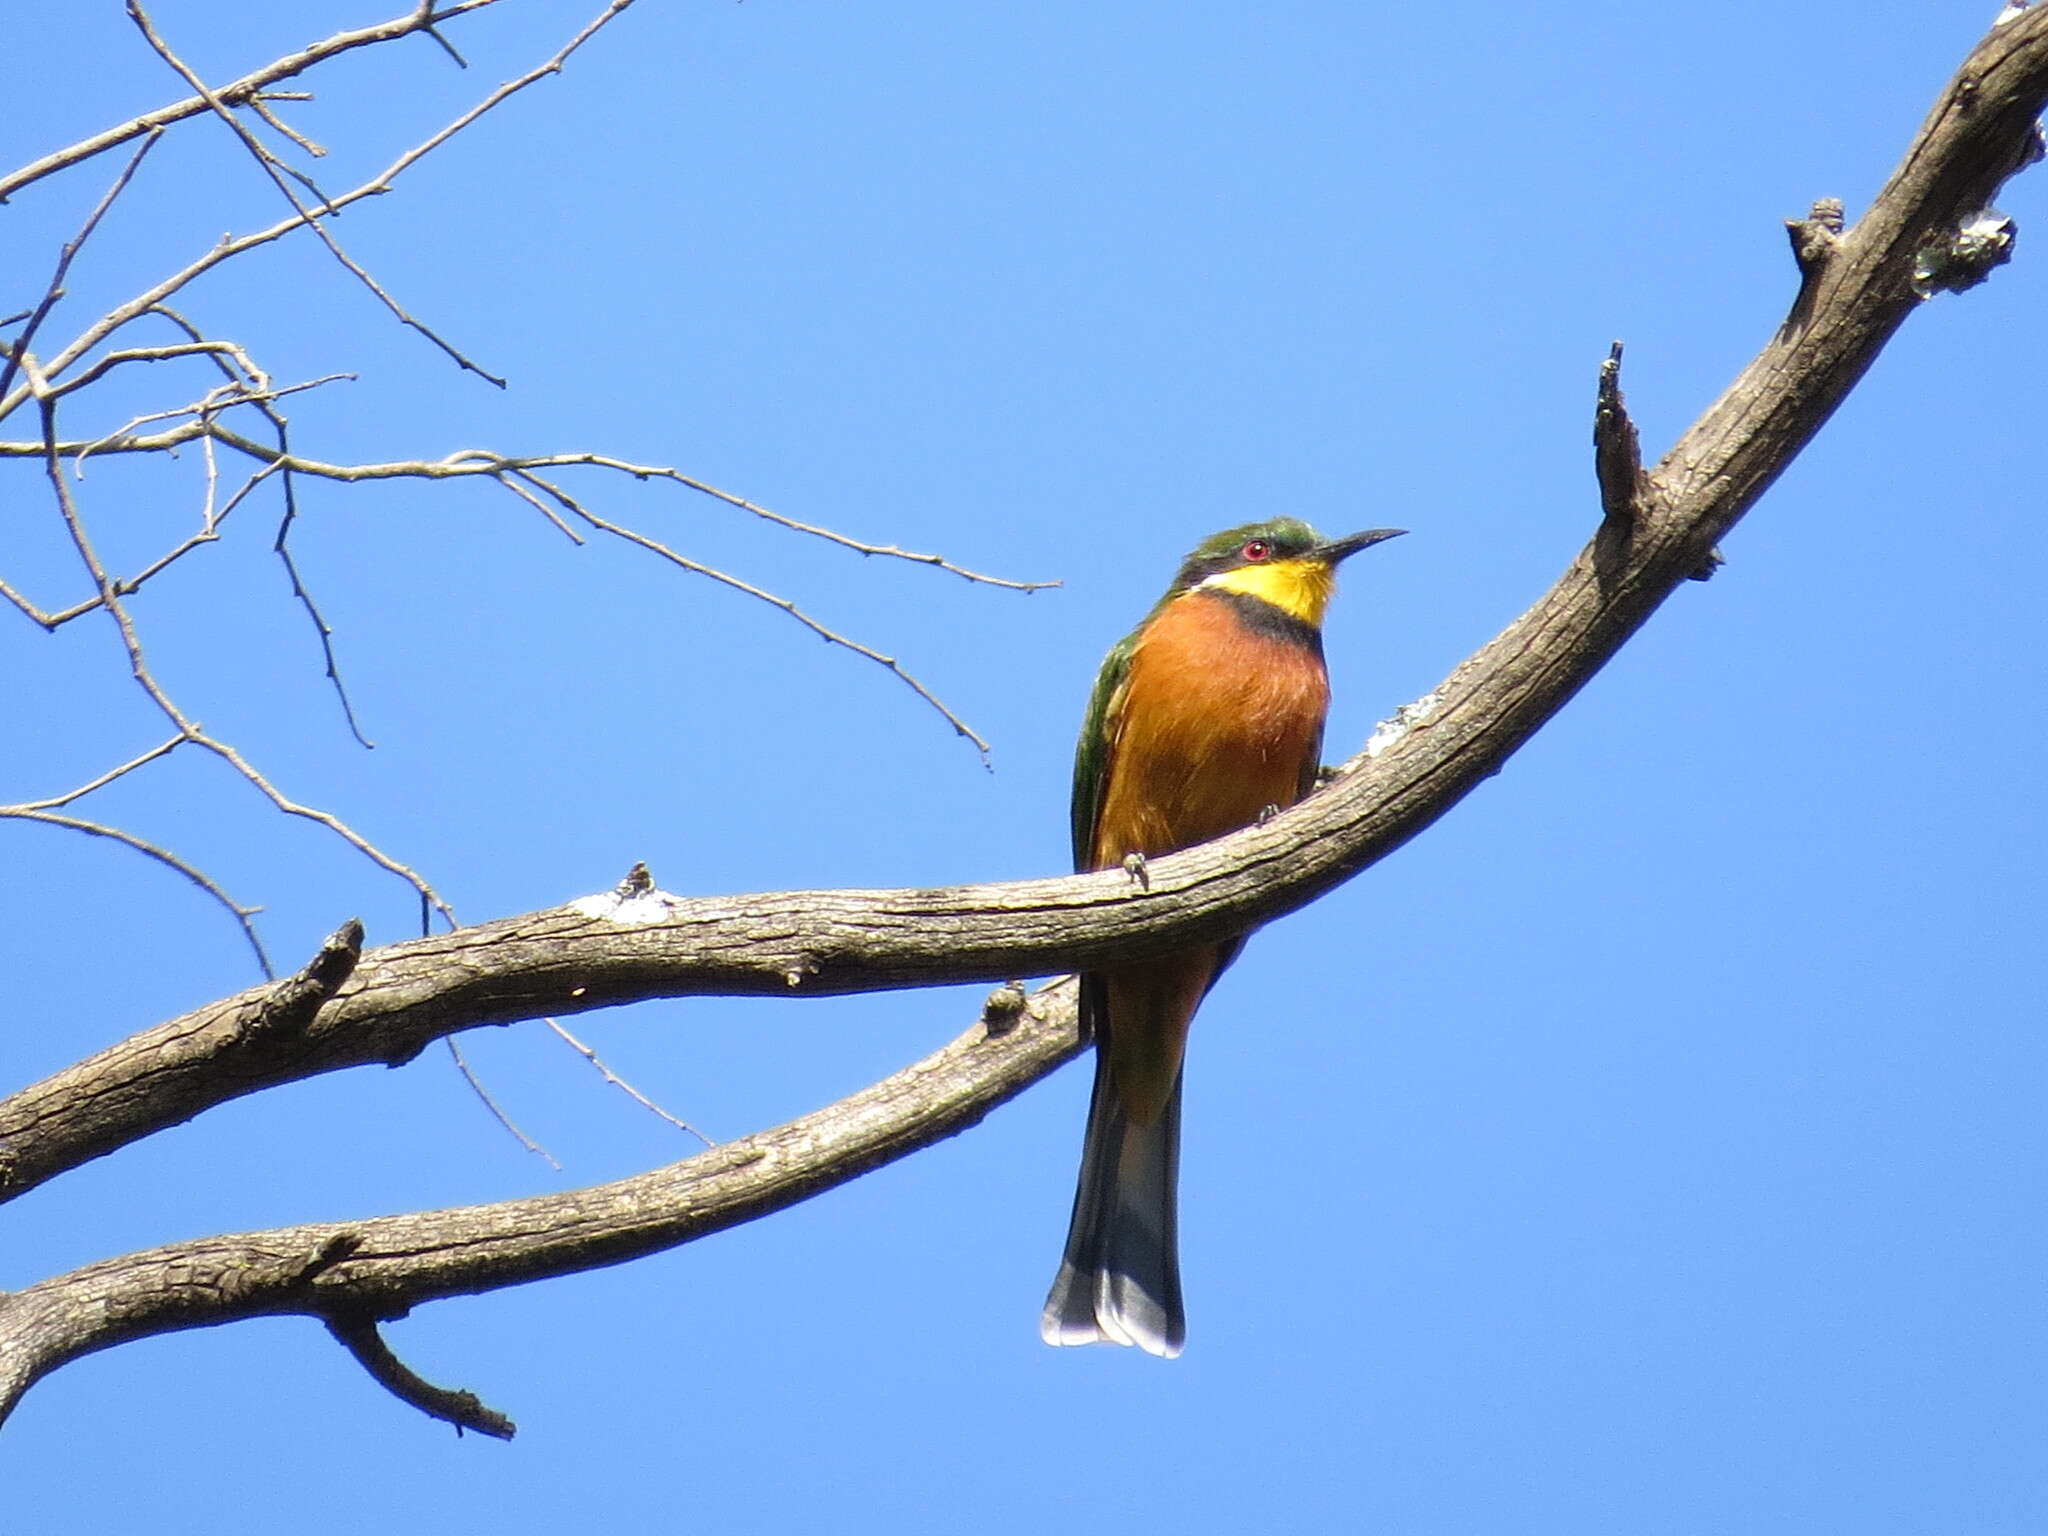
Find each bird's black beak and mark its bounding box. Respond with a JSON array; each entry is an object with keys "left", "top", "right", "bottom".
[{"left": 1313, "top": 527, "right": 1406, "bottom": 565}]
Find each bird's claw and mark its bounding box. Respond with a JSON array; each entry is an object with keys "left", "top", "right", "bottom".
[{"left": 1122, "top": 851, "right": 1150, "bottom": 889}]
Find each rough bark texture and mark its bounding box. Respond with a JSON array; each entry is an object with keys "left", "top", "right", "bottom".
[{"left": 3, "top": 5, "right": 2044, "bottom": 1434}]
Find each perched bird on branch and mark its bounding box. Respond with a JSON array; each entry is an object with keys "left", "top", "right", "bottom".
[{"left": 1041, "top": 517, "right": 1404, "bottom": 1357}]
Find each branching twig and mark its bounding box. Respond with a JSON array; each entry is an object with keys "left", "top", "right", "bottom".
[
  {"left": 126, "top": 0, "right": 503, "bottom": 385},
  {"left": 7, "top": 735, "right": 188, "bottom": 810},
  {"left": 0, "top": 0, "right": 503, "bottom": 205},
  {"left": 5, "top": 427, "right": 1049, "bottom": 590},
  {"left": 0, "top": 808, "right": 271, "bottom": 974},
  {"left": 513, "top": 469, "right": 995, "bottom": 758},
  {"left": 35, "top": 394, "right": 451, "bottom": 926},
  {"left": 1, "top": 0, "right": 641, "bottom": 417},
  {"left": 0, "top": 131, "right": 162, "bottom": 415},
  {"left": 2, "top": 2, "right": 2043, "bottom": 1431}
]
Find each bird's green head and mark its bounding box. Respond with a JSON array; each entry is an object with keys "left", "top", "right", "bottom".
[{"left": 1164, "top": 517, "right": 1404, "bottom": 627}]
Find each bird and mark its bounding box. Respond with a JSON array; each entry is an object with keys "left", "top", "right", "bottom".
[{"left": 1040, "top": 516, "right": 1405, "bottom": 1357}]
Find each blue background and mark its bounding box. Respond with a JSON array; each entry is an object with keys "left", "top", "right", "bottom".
[{"left": 3, "top": 2, "right": 2042, "bottom": 1531}]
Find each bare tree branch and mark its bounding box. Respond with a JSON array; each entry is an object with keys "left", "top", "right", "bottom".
[
  {"left": 3, "top": 1, "right": 2042, "bottom": 1438},
  {"left": 0, "top": 430, "right": 1060, "bottom": 594},
  {"left": 0, "top": 0, "right": 502, "bottom": 206},
  {"left": 0, "top": 808, "right": 272, "bottom": 975},
  {"left": 0, "top": 980, "right": 1081, "bottom": 1430},
  {"left": 0, "top": 0, "right": 638, "bottom": 417},
  {"left": 511, "top": 468, "right": 998, "bottom": 759},
  {"left": 325, "top": 1312, "right": 518, "bottom": 1440},
  {"left": 124, "top": 0, "right": 506, "bottom": 385},
  {"left": 5, "top": 0, "right": 1033, "bottom": 1029},
  {"left": 541, "top": 1016, "right": 715, "bottom": 1147},
  {"left": 0, "top": 130, "right": 161, "bottom": 408},
  {"left": 26, "top": 393, "right": 456, "bottom": 925},
  {"left": 2, "top": 420, "right": 1041, "bottom": 750}
]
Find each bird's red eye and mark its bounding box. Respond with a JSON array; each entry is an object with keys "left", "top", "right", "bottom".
[{"left": 1241, "top": 540, "right": 1271, "bottom": 562}]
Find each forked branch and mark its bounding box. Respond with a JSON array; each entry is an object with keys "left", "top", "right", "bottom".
[{"left": 4, "top": 4, "right": 2044, "bottom": 1437}]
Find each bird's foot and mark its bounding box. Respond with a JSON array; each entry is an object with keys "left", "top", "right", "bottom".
[{"left": 1121, "top": 851, "right": 1150, "bottom": 889}]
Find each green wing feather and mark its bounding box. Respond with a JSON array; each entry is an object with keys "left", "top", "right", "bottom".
[{"left": 1070, "top": 627, "right": 1140, "bottom": 872}]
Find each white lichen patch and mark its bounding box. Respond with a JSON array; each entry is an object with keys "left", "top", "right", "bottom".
[
  {"left": 569, "top": 887, "right": 686, "bottom": 926},
  {"left": 1364, "top": 688, "right": 1446, "bottom": 758}
]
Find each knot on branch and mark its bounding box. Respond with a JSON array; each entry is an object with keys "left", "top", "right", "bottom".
[
  {"left": 1785, "top": 197, "right": 1846, "bottom": 277},
  {"left": 1912, "top": 207, "right": 2019, "bottom": 296},
  {"left": 979, "top": 981, "right": 1028, "bottom": 1037},
  {"left": 293, "top": 1230, "right": 364, "bottom": 1287}
]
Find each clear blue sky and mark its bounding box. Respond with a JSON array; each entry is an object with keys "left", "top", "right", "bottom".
[{"left": 3, "top": 2, "right": 2043, "bottom": 1531}]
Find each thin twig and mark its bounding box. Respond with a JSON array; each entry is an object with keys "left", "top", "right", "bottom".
[
  {"left": 0, "top": 0, "right": 503, "bottom": 205},
  {"left": 0, "top": 808, "right": 270, "bottom": 975},
  {"left": 445, "top": 1038, "right": 560, "bottom": 1170},
  {"left": 9, "top": 429, "right": 1053, "bottom": 592},
  {"left": 71, "top": 374, "right": 350, "bottom": 472},
  {"left": 518, "top": 469, "right": 994, "bottom": 759},
  {"left": 489, "top": 470, "right": 586, "bottom": 543},
  {"left": 5, "top": 0, "right": 641, "bottom": 415},
  {"left": 37, "top": 394, "right": 452, "bottom": 925},
  {"left": 542, "top": 1018, "right": 714, "bottom": 1147},
  {"left": 246, "top": 94, "right": 328, "bottom": 158},
  {"left": 45, "top": 339, "right": 268, "bottom": 402},
  {"left": 482, "top": 451, "right": 1058, "bottom": 589},
  {"left": 0, "top": 574, "right": 61, "bottom": 630},
  {"left": 4, "top": 412, "right": 1028, "bottom": 746},
  {"left": 0, "top": 130, "right": 162, "bottom": 415},
  {"left": 273, "top": 463, "right": 378, "bottom": 749},
  {"left": 10, "top": 735, "right": 187, "bottom": 810},
  {"left": 116, "top": 312, "right": 375, "bottom": 742}
]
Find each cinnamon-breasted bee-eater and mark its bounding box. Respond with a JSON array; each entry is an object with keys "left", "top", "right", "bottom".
[{"left": 1040, "top": 517, "right": 1405, "bottom": 1357}]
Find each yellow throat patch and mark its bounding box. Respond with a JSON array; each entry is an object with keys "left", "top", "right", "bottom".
[{"left": 1198, "top": 557, "right": 1336, "bottom": 627}]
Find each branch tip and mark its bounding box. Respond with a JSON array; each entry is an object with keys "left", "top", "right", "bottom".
[
  {"left": 325, "top": 1313, "right": 515, "bottom": 1440},
  {"left": 1593, "top": 340, "right": 1645, "bottom": 532},
  {"left": 243, "top": 917, "right": 364, "bottom": 1041}
]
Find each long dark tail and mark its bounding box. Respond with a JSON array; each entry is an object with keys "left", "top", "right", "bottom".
[{"left": 1039, "top": 1041, "right": 1185, "bottom": 1358}]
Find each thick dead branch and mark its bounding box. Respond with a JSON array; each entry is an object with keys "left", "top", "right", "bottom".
[
  {"left": 0, "top": 982, "right": 1081, "bottom": 1427},
  {"left": 16, "top": 1, "right": 2042, "bottom": 1205},
  {"left": 3, "top": 5, "right": 2044, "bottom": 1433}
]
